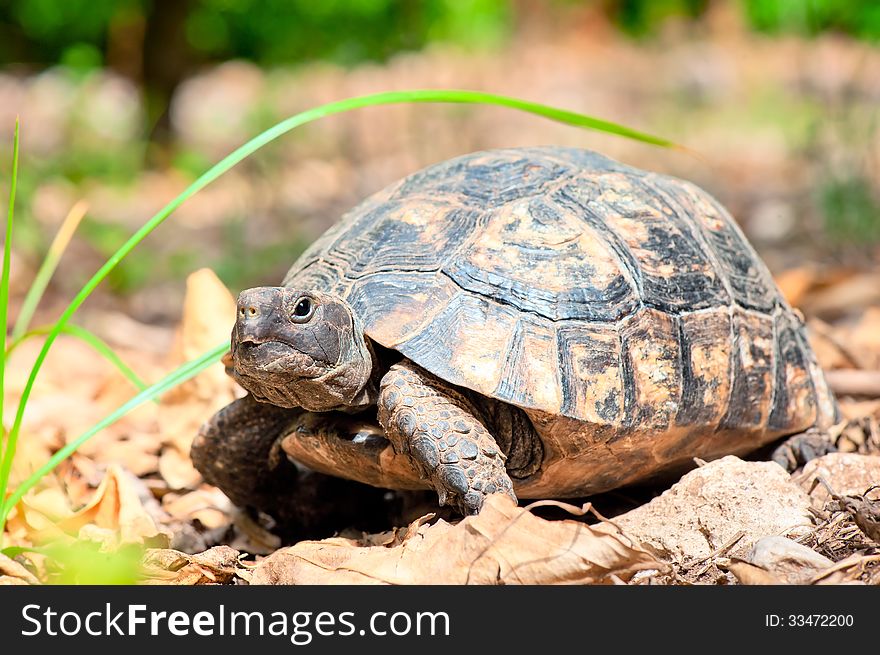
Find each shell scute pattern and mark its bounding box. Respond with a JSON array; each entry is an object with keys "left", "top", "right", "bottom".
[{"left": 284, "top": 147, "right": 832, "bottom": 444}]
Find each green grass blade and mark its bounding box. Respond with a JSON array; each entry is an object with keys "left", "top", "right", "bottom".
[
  {"left": 0, "top": 342, "right": 226, "bottom": 526},
  {"left": 0, "top": 89, "right": 677, "bottom": 539},
  {"left": 6, "top": 323, "right": 151, "bottom": 397},
  {"left": 11, "top": 200, "right": 88, "bottom": 341},
  {"left": 0, "top": 118, "right": 20, "bottom": 464}
]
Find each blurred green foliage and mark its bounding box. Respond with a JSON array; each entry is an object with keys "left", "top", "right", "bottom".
[
  {"left": 0, "top": 0, "right": 511, "bottom": 69},
  {"left": 45, "top": 541, "right": 143, "bottom": 585},
  {"left": 742, "top": 0, "right": 880, "bottom": 41},
  {"left": 610, "top": 0, "right": 709, "bottom": 36},
  {"left": 820, "top": 176, "right": 880, "bottom": 245},
  {"left": 607, "top": 0, "right": 880, "bottom": 40},
  {"left": 184, "top": 0, "right": 511, "bottom": 63},
  {"left": 3, "top": 0, "right": 879, "bottom": 72}
]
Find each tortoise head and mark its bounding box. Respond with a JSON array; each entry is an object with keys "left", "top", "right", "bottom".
[{"left": 230, "top": 287, "right": 377, "bottom": 412}]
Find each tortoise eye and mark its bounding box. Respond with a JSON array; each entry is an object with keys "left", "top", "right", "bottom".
[{"left": 291, "top": 297, "right": 314, "bottom": 322}]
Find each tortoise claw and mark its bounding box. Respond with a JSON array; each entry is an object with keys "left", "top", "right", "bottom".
[{"left": 771, "top": 429, "right": 837, "bottom": 472}]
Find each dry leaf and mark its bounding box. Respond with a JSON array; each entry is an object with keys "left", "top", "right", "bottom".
[
  {"left": 849, "top": 307, "right": 880, "bottom": 370},
  {"left": 141, "top": 546, "right": 248, "bottom": 585},
  {"left": 806, "top": 318, "right": 855, "bottom": 370},
  {"left": 158, "top": 445, "right": 203, "bottom": 490},
  {"left": 162, "top": 487, "right": 232, "bottom": 529},
  {"left": 775, "top": 266, "right": 817, "bottom": 308},
  {"left": 810, "top": 553, "right": 880, "bottom": 585},
  {"left": 165, "top": 267, "right": 239, "bottom": 403},
  {"left": 800, "top": 273, "right": 880, "bottom": 319},
  {"left": 157, "top": 268, "right": 242, "bottom": 491},
  {"left": 723, "top": 560, "right": 784, "bottom": 585},
  {"left": 0, "top": 554, "right": 39, "bottom": 585},
  {"left": 251, "top": 494, "right": 663, "bottom": 585},
  {"left": 14, "top": 465, "right": 169, "bottom": 549}
]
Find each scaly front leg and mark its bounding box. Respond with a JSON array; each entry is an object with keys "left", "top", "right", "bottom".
[{"left": 377, "top": 361, "right": 516, "bottom": 514}]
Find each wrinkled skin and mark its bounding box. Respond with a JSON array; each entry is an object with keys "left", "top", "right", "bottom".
[{"left": 231, "top": 287, "right": 378, "bottom": 412}]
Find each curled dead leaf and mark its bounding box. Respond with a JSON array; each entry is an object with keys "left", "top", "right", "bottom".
[
  {"left": 0, "top": 554, "right": 39, "bottom": 585},
  {"left": 721, "top": 560, "right": 784, "bottom": 585},
  {"left": 142, "top": 545, "right": 248, "bottom": 585},
  {"left": 12, "top": 464, "right": 169, "bottom": 549},
  {"left": 157, "top": 268, "right": 242, "bottom": 491},
  {"left": 164, "top": 267, "right": 239, "bottom": 404},
  {"left": 251, "top": 494, "right": 664, "bottom": 585}
]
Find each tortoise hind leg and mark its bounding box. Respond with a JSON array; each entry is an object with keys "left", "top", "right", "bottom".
[
  {"left": 192, "top": 394, "right": 389, "bottom": 539},
  {"left": 377, "top": 361, "right": 516, "bottom": 515}
]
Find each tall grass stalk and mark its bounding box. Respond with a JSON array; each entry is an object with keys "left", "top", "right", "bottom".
[
  {"left": 0, "top": 118, "right": 19, "bottom": 466},
  {"left": 0, "top": 89, "right": 677, "bottom": 540},
  {"left": 11, "top": 200, "right": 89, "bottom": 340}
]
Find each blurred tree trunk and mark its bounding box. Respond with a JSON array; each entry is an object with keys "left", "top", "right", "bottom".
[{"left": 142, "top": 0, "right": 195, "bottom": 152}]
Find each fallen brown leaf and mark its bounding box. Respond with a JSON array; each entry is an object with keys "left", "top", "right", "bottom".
[
  {"left": 141, "top": 545, "right": 248, "bottom": 585},
  {"left": 799, "top": 272, "right": 880, "bottom": 319},
  {"left": 157, "top": 268, "right": 242, "bottom": 491},
  {"left": 848, "top": 307, "right": 880, "bottom": 370},
  {"left": 251, "top": 494, "right": 664, "bottom": 585},
  {"left": 722, "top": 560, "right": 784, "bottom": 585},
  {"left": 165, "top": 267, "right": 239, "bottom": 404},
  {"left": 162, "top": 487, "right": 232, "bottom": 529},
  {"left": 13, "top": 465, "right": 170, "bottom": 549},
  {"left": 158, "top": 444, "right": 203, "bottom": 490},
  {"left": 0, "top": 553, "right": 39, "bottom": 585},
  {"left": 775, "top": 266, "right": 817, "bottom": 308}
]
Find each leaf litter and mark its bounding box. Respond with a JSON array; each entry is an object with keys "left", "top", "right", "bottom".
[{"left": 3, "top": 267, "right": 880, "bottom": 585}]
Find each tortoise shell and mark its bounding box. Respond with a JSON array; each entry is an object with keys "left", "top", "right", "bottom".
[{"left": 282, "top": 147, "right": 837, "bottom": 497}]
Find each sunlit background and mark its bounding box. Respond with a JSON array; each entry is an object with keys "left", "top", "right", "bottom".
[{"left": 1, "top": 0, "right": 878, "bottom": 326}]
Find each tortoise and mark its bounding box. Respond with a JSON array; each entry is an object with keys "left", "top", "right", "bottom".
[{"left": 191, "top": 146, "right": 838, "bottom": 520}]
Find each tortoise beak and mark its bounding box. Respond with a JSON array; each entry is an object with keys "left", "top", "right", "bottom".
[{"left": 234, "top": 286, "right": 288, "bottom": 346}]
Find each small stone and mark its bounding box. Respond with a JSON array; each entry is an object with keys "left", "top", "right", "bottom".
[
  {"left": 597, "top": 456, "right": 813, "bottom": 561},
  {"left": 746, "top": 536, "right": 833, "bottom": 584},
  {"left": 798, "top": 453, "right": 880, "bottom": 509}
]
